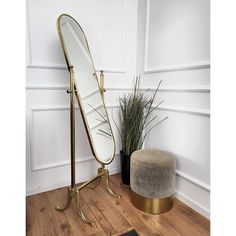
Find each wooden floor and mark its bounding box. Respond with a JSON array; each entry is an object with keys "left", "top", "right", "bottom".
[{"left": 26, "top": 174, "right": 210, "bottom": 236}]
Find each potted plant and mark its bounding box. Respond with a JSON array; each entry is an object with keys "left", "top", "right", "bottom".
[{"left": 115, "top": 77, "right": 168, "bottom": 185}]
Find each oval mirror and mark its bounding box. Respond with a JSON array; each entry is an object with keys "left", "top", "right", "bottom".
[{"left": 57, "top": 14, "right": 115, "bottom": 165}]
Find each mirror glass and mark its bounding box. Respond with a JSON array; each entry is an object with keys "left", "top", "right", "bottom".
[{"left": 57, "top": 14, "right": 115, "bottom": 164}]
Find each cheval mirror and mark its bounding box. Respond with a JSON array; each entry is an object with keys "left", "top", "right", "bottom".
[{"left": 56, "top": 14, "right": 120, "bottom": 226}]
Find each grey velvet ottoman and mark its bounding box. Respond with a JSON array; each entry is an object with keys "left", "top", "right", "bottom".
[{"left": 130, "top": 149, "right": 176, "bottom": 214}]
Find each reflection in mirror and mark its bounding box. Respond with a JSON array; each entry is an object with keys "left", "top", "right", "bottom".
[{"left": 57, "top": 14, "right": 115, "bottom": 164}]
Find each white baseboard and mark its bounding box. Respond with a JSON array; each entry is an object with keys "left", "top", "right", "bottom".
[
  {"left": 26, "top": 167, "right": 120, "bottom": 196},
  {"left": 174, "top": 191, "right": 210, "bottom": 220}
]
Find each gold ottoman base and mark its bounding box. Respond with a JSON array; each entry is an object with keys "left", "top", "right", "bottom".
[{"left": 131, "top": 191, "right": 173, "bottom": 214}]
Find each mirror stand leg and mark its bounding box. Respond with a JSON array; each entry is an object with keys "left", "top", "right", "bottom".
[
  {"left": 55, "top": 187, "right": 72, "bottom": 211},
  {"left": 56, "top": 187, "right": 95, "bottom": 226},
  {"left": 104, "top": 169, "right": 121, "bottom": 199},
  {"left": 75, "top": 190, "right": 95, "bottom": 226}
]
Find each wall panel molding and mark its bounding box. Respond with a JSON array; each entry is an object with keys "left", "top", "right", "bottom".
[
  {"left": 104, "top": 103, "right": 210, "bottom": 117},
  {"left": 34, "top": 156, "right": 93, "bottom": 172},
  {"left": 143, "top": 0, "right": 210, "bottom": 74},
  {"left": 27, "top": 63, "right": 126, "bottom": 74},
  {"left": 144, "top": 61, "right": 210, "bottom": 74},
  {"left": 26, "top": 0, "right": 127, "bottom": 74},
  {"left": 176, "top": 170, "right": 210, "bottom": 191},
  {"left": 28, "top": 105, "right": 118, "bottom": 171},
  {"left": 29, "top": 105, "right": 74, "bottom": 172},
  {"left": 106, "top": 85, "right": 210, "bottom": 93},
  {"left": 26, "top": 83, "right": 210, "bottom": 93},
  {"left": 29, "top": 104, "right": 209, "bottom": 174},
  {"left": 26, "top": 83, "right": 69, "bottom": 90},
  {"left": 157, "top": 105, "right": 210, "bottom": 117}
]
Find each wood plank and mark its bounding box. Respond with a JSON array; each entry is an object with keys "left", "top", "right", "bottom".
[
  {"left": 26, "top": 196, "right": 41, "bottom": 236},
  {"left": 174, "top": 199, "right": 210, "bottom": 232},
  {"left": 154, "top": 198, "right": 210, "bottom": 236},
  {"left": 26, "top": 174, "right": 210, "bottom": 236},
  {"left": 32, "top": 190, "right": 74, "bottom": 236},
  {"left": 112, "top": 174, "right": 210, "bottom": 236},
  {"left": 81, "top": 181, "right": 131, "bottom": 236},
  {"left": 97, "top": 183, "right": 158, "bottom": 236},
  {"left": 55, "top": 187, "right": 106, "bottom": 236},
  {"left": 109, "top": 174, "right": 181, "bottom": 236}
]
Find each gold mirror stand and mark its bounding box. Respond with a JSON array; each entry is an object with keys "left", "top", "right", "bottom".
[{"left": 55, "top": 66, "right": 120, "bottom": 226}]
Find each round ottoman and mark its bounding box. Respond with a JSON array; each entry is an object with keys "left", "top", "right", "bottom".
[{"left": 130, "top": 149, "right": 176, "bottom": 214}]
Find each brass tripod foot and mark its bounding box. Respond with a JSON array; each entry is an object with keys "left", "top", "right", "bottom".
[
  {"left": 103, "top": 169, "right": 121, "bottom": 199},
  {"left": 55, "top": 187, "right": 95, "bottom": 226},
  {"left": 55, "top": 193, "right": 71, "bottom": 211},
  {"left": 75, "top": 190, "right": 95, "bottom": 226},
  {"left": 56, "top": 167, "right": 121, "bottom": 226}
]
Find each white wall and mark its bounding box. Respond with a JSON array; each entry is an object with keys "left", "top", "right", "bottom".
[
  {"left": 26, "top": 0, "right": 210, "bottom": 219},
  {"left": 137, "top": 0, "right": 210, "bottom": 218},
  {"left": 26, "top": 0, "right": 138, "bottom": 195}
]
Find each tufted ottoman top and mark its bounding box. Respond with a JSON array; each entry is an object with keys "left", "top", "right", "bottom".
[{"left": 131, "top": 149, "right": 174, "bottom": 166}]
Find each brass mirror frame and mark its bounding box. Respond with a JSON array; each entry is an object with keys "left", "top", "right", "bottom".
[
  {"left": 55, "top": 14, "right": 120, "bottom": 226},
  {"left": 57, "top": 13, "right": 116, "bottom": 165}
]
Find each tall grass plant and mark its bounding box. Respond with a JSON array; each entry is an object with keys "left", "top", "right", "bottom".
[{"left": 115, "top": 77, "right": 168, "bottom": 157}]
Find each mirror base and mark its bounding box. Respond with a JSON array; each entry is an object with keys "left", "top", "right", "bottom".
[
  {"left": 82, "top": 166, "right": 121, "bottom": 199},
  {"left": 56, "top": 166, "right": 121, "bottom": 226}
]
